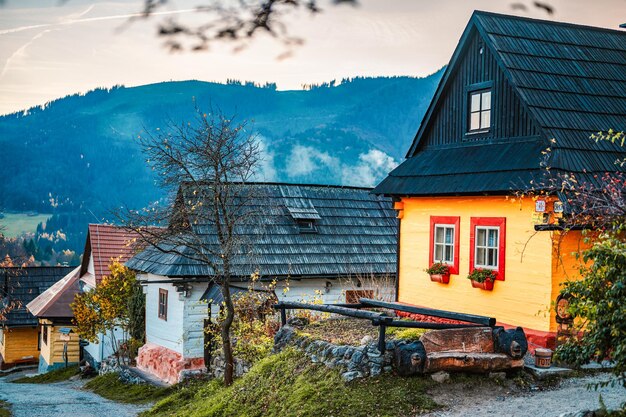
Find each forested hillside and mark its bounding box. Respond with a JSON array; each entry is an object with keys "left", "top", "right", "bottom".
[{"left": 0, "top": 70, "right": 442, "bottom": 261}]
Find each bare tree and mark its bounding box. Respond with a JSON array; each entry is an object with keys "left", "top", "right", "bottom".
[{"left": 120, "top": 106, "right": 262, "bottom": 385}]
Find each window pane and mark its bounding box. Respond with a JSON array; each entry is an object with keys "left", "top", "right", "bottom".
[
  {"left": 470, "top": 112, "right": 480, "bottom": 130},
  {"left": 435, "top": 244, "right": 443, "bottom": 262},
  {"left": 445, "top": 227, "right": 453, "bottom": 244},
  {"left": 488, "top": 248, "right": 498, "bottom": 266},
  {"left": 471, "top": 93, "right": 481, "bottom": 111},
  {"left": 480, "top": 110, "right": 491, "bottom": 129},
  {"left": 477, "top": 228, "right": 486, "bottom": 246},
  {"left": 476, "top": 247, "right": 486, "bottom": 265},
  {"left": 488, "top": 229, "right": 498, "bottom": 247},
  {"left": 444, "top": 245, "right": 453, "bottom": 262},
  {"left": 482, "top": 91, "right": 491, "bottom": 110},
  {"left": 435, "top": 227, "right": 444, "bottom": 244}
]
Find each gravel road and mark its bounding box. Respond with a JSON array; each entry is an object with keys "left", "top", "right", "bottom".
[
  {"left": 423, "top": 373, "right": 626, "bottom": 417},
  {"left": 0, "top": 372, "right": 149, "bottom": 417}
]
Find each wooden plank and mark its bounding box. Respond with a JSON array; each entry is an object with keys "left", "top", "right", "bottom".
[
  {"left": 359, "top": 298, "right": 496, "bottom": 327},
  {"left": 425, "top": 352, "right": 524, "bottom": 373},
  {"left": 274, "top": 301, "right": 393, "bottom": 322},
  {"left": 420, "top": 327, "right": 495, "bottom": 353},
  {"left": 378, "top": 320, "right": 479, "bottom": 330}
]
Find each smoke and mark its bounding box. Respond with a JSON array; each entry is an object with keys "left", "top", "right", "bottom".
[
  {"left": 285, "top": 144, "right": 397, "bottom": 187},
  {"left": 341, "top": 149, "right": 398, "bottom": 187},
  {"left": 255, "top": 137, "right": 278, "bottom": 182}
]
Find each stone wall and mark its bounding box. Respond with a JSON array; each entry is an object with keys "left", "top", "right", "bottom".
[
  {"left": 136, "top": 342, "right": 205, "bottom": 385},
  {"left": 274, "top": 325, "right": 397, "bottom": 382}
]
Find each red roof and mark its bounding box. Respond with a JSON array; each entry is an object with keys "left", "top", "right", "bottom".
[
  {"left": 27, "top": 267, "right": 81, "bottom": 318},
  {"left": 81, "top": 224, "right": 141, "bottom": 285}
]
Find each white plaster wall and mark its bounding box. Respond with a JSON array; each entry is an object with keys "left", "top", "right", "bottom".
[
  {"left": 144, "top": 273, "right": 185, "bottom": 355},
  {"left": 183, "top": 283, "right": 209, "bottom": 358},
  {"left": 87, "top": 254, "right": 94, "bottom": 275},
  {"left": 275, "top": 278, "right": 395, "bottom": 304},
  {"left": 83, "top": 326, "right": 127, "bottom": 364}
]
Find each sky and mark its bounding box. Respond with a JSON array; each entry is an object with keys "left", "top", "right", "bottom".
[{"left": 0, "top": 0, "right": 624, "bottom": 115}]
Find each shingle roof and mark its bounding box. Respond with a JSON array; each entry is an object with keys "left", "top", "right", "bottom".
[
  {"left": 126, "top": 183, "right": 397, "bottom": 279},
  {"left": 81, "top": 224, "right": 141, "bottom": 285},
  {"left": 375, "top": 11, "right": 626, "bottom": 196},
  {"left": 1, "top": 267, "right": 73, "bottom": 327},
  {"left": 26, "top": 267, "right": 80, "bottom": 319}
]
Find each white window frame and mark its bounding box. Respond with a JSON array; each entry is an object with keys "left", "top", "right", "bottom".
[
  {"left": 474, "top": 226, "right": 499, "bottom": 270},
  {"left": 469, "top": 89, "right": 492, "bottom": 132},
  {"left": 433, "top": 224, "right": 455, "bottom": 265}
]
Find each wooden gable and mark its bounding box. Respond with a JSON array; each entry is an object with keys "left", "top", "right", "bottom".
[{"left": 417, "top": 28, "right": 541, "bottom": 152}]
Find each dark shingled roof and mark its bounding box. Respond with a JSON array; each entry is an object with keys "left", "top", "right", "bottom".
[
  {"left": 1, "top": 267, "right": 73, "bottom": 327},
  {"left": 126, "top": 183, "right": 397, "bottom": 279},
  {"left": 375, "top": 11, "right": 626, "bottom": 196}
]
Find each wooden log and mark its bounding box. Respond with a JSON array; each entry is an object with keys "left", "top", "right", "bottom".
[
  {"left": 419, "top": 327, "right": 495, "bottom": 354},
  {"left": 273, "top": 301, "right": 393, "bottom": 322},
  {"left": 380, "top": 319, "right": 480, "bottom": 330},
  {"left": 424, "top": 352, "right": 524, "bottom": 373},
  {"left": 359, "top": 298, "right": 496, "bottom": 327}
]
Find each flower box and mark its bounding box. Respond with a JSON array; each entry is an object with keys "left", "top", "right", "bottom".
[
  {"left": 470, "top": 279, "right": 494, "bottom": 291},
  {"left": 429, "top": 273, "right": 450, "bottom": 284}
]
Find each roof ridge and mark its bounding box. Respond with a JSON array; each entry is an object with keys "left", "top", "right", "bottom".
[
  {"left": 472, "top": 10, "right": 626, "bottom": 36},
  {"left": 180, "top": 181, "right": 374, "bottom": 191}
]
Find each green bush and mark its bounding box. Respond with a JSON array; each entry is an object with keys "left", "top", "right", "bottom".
[
  {"left": 84, "top": 373, "right": 174, "bottom": 404},
  {"left": 12, "top": 366, "right": 79, "bottom": 384},
  {"left": 556, "top": 231, "right": 626, "bottom": 387}
]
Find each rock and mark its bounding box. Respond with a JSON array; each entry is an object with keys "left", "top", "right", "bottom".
[
  {"left": 489, "top": 371, "right": 507, "bottom": 381},
  {"left": 287, "top": 317, "right": 309, "bottom": 328},
  {"left": 431, "top": 371, "right": 450, "bottom": 383},
  {"left": 360, "top": 335, "right": 373, "bottom": 346},
  {"left": 351, "top": 351, "right": 364, "bottom": 364},
  {"left": 370, "top": 364, "right": 382, "bottom": 377},
  {"left": 383, "top": 366, "right": 392, "bottom": 373},
  {"left": 341, "top": 371, "right": 363, "bottom": 382},
  {"left": 369, "top": 355, "right": 384, "bottom": 365},
  {"left": 274, "top": 326, "right": 297, "bottom": 351},
  {"left": 343, "top": 347, "right": 355, "bottom": 360},
  {"left": 332, "top": 346, "right": 348, "bottom": 359}
]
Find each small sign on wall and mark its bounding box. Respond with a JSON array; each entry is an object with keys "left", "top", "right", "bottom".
[
  {"left": 554, "top": 201, "right": 564, "bottom": 213},
  {"left": 535, "top": 199, "right": 546, "bottom": 212}
]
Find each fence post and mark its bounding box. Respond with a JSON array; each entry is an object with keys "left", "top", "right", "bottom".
[{"left": 378, "top": 324, "right": 386, "bottom": 354}]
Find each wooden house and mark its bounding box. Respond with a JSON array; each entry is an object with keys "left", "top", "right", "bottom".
[
  {"left": 27, "top": 267, "right": 81, "bottom": 373},
  {"left": 0, "top": 267, "right": 72, "bottom": 369},
  {"left": 374, "top": 11, "right": 626, "bottom": 349},
  {"left": 126, "top": 183, "right": 397, "bottom": 384},
  {"left": 77, "top": 224, "right": 141, "bottom": 368}
]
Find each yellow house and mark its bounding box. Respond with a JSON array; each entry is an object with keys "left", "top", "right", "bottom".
[
  {"left": 27, "top": 267, "right": 81, "bottom": 372},
  {"left": 1, "top": 266, "right": 72, "bottom": 369},
  {"left": 374, "top": 12, "right": 626, "bottom": 348}
]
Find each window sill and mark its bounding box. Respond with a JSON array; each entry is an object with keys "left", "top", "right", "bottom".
[{"left": 465, "top": 129, "right": 490, "bottom": 136}]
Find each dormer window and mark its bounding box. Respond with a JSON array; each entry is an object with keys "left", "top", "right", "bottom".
[
  {"left": 297, "top": 219, "right": 317, "bottom": 234},
  {"left": 469, "top": 89, "right": 491, "bottom": 132}
]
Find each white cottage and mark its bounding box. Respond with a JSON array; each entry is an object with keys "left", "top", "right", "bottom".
[
  {"left": 126, "top": 182, "right": 398, "bottom": 384},
  {"left": 78, "top": 224, "right": 141, "bottom": 368}
]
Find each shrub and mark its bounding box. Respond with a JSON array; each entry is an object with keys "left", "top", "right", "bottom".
[
  {"left": 467, "top": 268, "right": 497, "bottom": 283},
  {"left": 425, "top": 263, "right": 449, "bottom": 275}
]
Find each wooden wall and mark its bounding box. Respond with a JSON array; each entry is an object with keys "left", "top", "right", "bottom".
[
  {"left": 39, "top": 319, "right": 80, "bottom": 367},
  {"left": 0, "top": 327, "right": 39, "bottom": 365},
  {"left": 398, "top": 195, "right": 555, "bottom": 332},
  {"left": 417, "top": 29, "right": 541, "bottom": 151}
]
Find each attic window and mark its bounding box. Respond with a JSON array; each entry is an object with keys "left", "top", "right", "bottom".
[
  {"left": 468, "top": 89, "right": 491, "bottom": 132},
  {"left": 297, "top": 219, "right": 317, "bottom": 234}
]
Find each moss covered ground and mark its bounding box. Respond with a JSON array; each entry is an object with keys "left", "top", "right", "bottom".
[
  {"left": 12, "top": 366, "right": 80, "bottom": 384},
  {"left": 0, "top": 400, "right": 11, "bottom": 417},
  {"left": 141, "top": 348, "right": 439, "bottom": 417},
  {"left": 83, "top": 373, "right": 175, "bottom": 404}
]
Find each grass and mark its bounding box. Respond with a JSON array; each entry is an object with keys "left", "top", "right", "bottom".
[
  {"left": 0, "top": 212, "right": 50, "bottom": 237},
  {"left": 300, "top": 318, "right": 379, "bottom": 345},
  {"left": 141, "top": 348, "right": 439, "bottom": 417},
  {"left": 12, "top": 366, "right": 80, "bottom": 384},
  {"left": 0, "top": 400, "right": 11, "bottom": 417},
  {"left": 84, "top": 373, "right": 175, "bottom": 404}
]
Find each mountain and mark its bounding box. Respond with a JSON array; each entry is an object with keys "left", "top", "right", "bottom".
[{"left": 0, "top": 71, "right": 442, "bottom": 256}]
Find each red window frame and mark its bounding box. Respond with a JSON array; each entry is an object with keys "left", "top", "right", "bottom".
[
  {"left": 469, "top": 217, "right": 506, "bottom": 281},
  {"left": 429, "top": 216, "right": 460, "bottom": 275}
]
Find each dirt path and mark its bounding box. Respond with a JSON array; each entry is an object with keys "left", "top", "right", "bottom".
[
  {"left": 424, "top": 373, "right": 626, "bottom": 417},
  {"left": 0, "top": 373, "right": 149, "bottom": 417}
]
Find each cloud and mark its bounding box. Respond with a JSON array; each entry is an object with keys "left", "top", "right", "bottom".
[
  {"left": 255, "top": 136, "right": 278, "bottom": 182},
  {"left": 285, "top": 144, "right": 397, "bottom": 187},
  {"left": 285, "top": 145, "right": 340, "bottom": 177},
  {"left": 341, "top": 149, "right": 398, "bottom": 187}
]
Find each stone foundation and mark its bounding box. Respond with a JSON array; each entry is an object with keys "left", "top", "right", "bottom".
[{"left": 136, "top": 343, "right": 205, "bottom": 385}]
